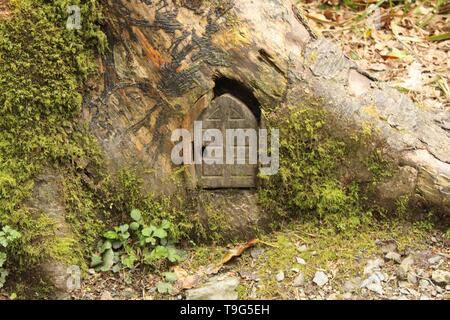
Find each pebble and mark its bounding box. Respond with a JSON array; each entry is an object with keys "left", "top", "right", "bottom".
[
  {"left": 343, "top": 277, "right": 361, "bottom": 293},
  {"left": 275, "top": 271, "right": 285, "bottom": 282},
  {"left": 297, "top": 244, "right": 308, "bottom": 252},
  {"left": 385, "top": 252, "right": 402, "bottom": 264},
  {"left": 419, "top": 279, "right": 430, "bottom": 289},
  {"left": 100, "top": 291, "right": 114, "bottom": 300},
  {"left": 292, "top": 272, "right": 305, "bottom": 287},
  {"left": 313, "top": 271, "right": 329, "bottom": 287},
  {"left": 431, "top": 270, "right": 450, "bottom": 285},
  {"left": 407, "top": 272, "right": 417, "bottom": 284},
  {"left": 397, "top": 255, "right": 414, "bottom": 279},
  {"left": 296, "top": 257, "right": 306, "bottom": 265},
  {"left": 364, "top": 258, "right": 384, "bottom": 275},
  {"left": 427, "top": 255, "right": 443, "bottom": 265}
]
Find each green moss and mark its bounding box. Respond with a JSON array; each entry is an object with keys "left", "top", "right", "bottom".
[
  {"left": 0, "top": 0, "right": 105, "bottom": 282},
  {"left": 258, "top": 100, "right": 405, "bottom": 233}
]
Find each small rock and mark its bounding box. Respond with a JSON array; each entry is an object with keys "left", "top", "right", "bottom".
[
  {"left": 397, "top": 255, "right": 414, "bottom": 280},
  {"left": 275, "top": 271, "right": 285, "bottom": 282},
  {"left": 420, "top": 295, "right": 431, "bottom": 300},
  {"left": 427, "top": 255, "right": 443, "bottom": 265},
  {"left": 292, "top": 272, "right": 305, "bottom": 287},
  {"left": 295, "top": 257, "right": 306, "bottom": 265},
  {"left": 364, "top": 258, "right": 384, "bottom": 275},
  {"left": 100, "top": 291, "right": 113, "bottom": 300},
  {"left": 431, "top": 236, "right": 437, "bottom": 243},
  {"left": 186, "top": 275, "right": 240, "bottom": 300},
  {"left": 361, "top": 272, "right": 385, "bottom": 295},
  {"left": 88, "top": 268, "right": 96, "bottom": 275},
  {"left": 376, "top": 240, "right": 397, "bottom": 254},
  {"left": 398, "top": 281, "right": 412, "bottom": 289},
  {"left": 419, "top": 279, "right": 430, "bottom": 289},
  {"left": 313, "top": 271, "right": 329, "bottom": 287},
  {"left": 343, "top": 277, "right": 361, "bottom": 293},
  {"left": 431, "top": 270, "right": 450, "bottom": 285},
  {"left": 239, "top": 272, "right": 259, "bottom": 282},
  {"left": 297, "top": 244, "right": 308, "bottom": 252},
  {"left": 291, "top": 268, "right": 300, "bottom": 273},
  {"left": 385, "top": 252, "right": 402, "bottom": 264},
  {"left": 407, "top": 272, "right": 418, "bottom": 285},
  {"left": 366, "top": 283, "right": 383, "bottom": 295},
  {"left": 250, "top": 247, "right": 265, "bottom": 259},
  {"left": 327, "top": 293, "right": 340, "bottom": 300},
  {"left": 342, "top": 292, "right": 353, "bottom": 300}
]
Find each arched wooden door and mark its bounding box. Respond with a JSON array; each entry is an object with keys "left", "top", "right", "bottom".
[{"left": 196, "top": 94, "right": 258, "bottom": 189}]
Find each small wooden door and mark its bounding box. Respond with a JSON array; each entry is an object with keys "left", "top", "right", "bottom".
[{"left": 196, "top": 94, "right": 258, "bottom": 188}]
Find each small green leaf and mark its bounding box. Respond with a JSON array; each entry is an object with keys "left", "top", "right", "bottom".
[
  {"left": 112, "top": 241, "right": 123, "bottom": 249},
  {"left": 130, "top": 222, "right": 140, "bottom": 231},
  {"left": 101, "top": 240, "right": 112, "bottom": 252},
  {"left": 0, "top": 252, "right": 6, "bottom": 267},
  {"left": 141, "top": 226, "right": 155, "bottom": 237},
  {"left": 121, "top": 254, "right": 137, "bottom": 269},
  {"left": 153, "top": 228, "right": 168, "bottom": 239},
  {"left": 112, "top": 264, "right": 122, "bottom": 273},
  {"left": 90, "top": 254, "right": 102, "bottom": 267},
  {"left": 130, "top": 209, "right": 142, "bottom": 222},
  {"left": 119, "top": 224, "right": 129, "bottom": 233},
  {"left": 160, "top": 220, "right": 171, "bottom": 230},
  {"left": 100, "top": 248, "right": 114, "bottom": 272},
  {"left": 162, "top": 272, "right": 178, "bottom": 283},
  {"left": 156, "top": 281, "right": 172, "bottom": 294},
  {"left": 103, "top": 231, "right": 118, "bottom": 240}
]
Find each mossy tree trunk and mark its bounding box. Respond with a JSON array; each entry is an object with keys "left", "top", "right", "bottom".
[{"left": 84, "top": 0, "right": 450, "bottom": 215}]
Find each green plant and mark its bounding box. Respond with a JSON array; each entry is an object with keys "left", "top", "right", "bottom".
[
  {"left": 0, "top": 225, "right": 21, "bottom": 288},
  {"left": 90, "top": 209, "right": 186, "bottom": 273},
  {"left": 156, "top": 272, "right": 178, "bottom": 294},
  {"left": 259, "top": 105, "right": 374, "bottom": 232}
]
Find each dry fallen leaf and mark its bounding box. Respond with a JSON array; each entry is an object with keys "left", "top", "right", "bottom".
[{"left": 221, "top": 239, "right": 260, "bottom": 266}]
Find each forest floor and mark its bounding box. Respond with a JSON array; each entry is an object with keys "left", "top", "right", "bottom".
[{"left": 72, "top": 219, "right": 449, "bottom": 300}]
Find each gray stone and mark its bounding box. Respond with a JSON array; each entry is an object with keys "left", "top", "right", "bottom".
[
  {"left": 343, "top": 277, "right": 361, "bottom": 293},
  {"left": 313, "top": 271, "right": 329, "bottom": 287},
  {"left": 364, "top": 258, "right": 384, "bottom": 275},
  {"left": 419, "top": 279, "right": 430, "bottom": 289},
  {"left": 407, "top": 272, "right": 417, "bottom": 284},
  {"left": 376, "top": 240, "right": 398, "bottom": 254},
  {"left": 385, "top": 252, "right": 402, "bottom": 264},
  {"left": 427, "top": 255, "right": 443, "bottom": 265},
  {"left": 431, "top": 270, "right": 450, "bottom": 285},
  {"left": 397, "top": 255, "right": 414, "bottom": 280},
  {"left": 100, "top": 291, "right": 114, "bottom": 300},
  {"left": 292, "top": 273, "right": 305, "bottom": 287},
  {"left": 295, "top": 257, "right": 306, "bottom": 265},
  {"left": 366, "top": 283, "right": 384, "bottom": 295},
  {"left": 297, "top": 244, "right": 308, "bottom": 252},
  {"left": 361, "top": 272, "right": 386, "bottom": 295},
  {"left": 275, "top": 271, "right": 285, "bottom": 282},
  {"left": 250, "top": 247, "right": 265, "bottom": 259},
  {"left": 186, "top": 276, "right": 240, "bottom": 300}
]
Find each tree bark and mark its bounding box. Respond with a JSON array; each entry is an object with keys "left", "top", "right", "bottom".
[{"left": 83, "top": 0, "right": 450, "bottom": 218}]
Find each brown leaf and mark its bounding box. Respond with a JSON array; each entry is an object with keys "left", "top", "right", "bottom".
[
  {"left": 220, "top": 239, "right": 260, "bottom": 265},
  {"left": 177, "top": 275, "right": 200, "bottom": 290}
]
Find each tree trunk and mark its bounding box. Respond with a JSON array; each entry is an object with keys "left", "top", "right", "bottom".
[{"left": 82, "top": 0, "right": 450, "bottom": 223}]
